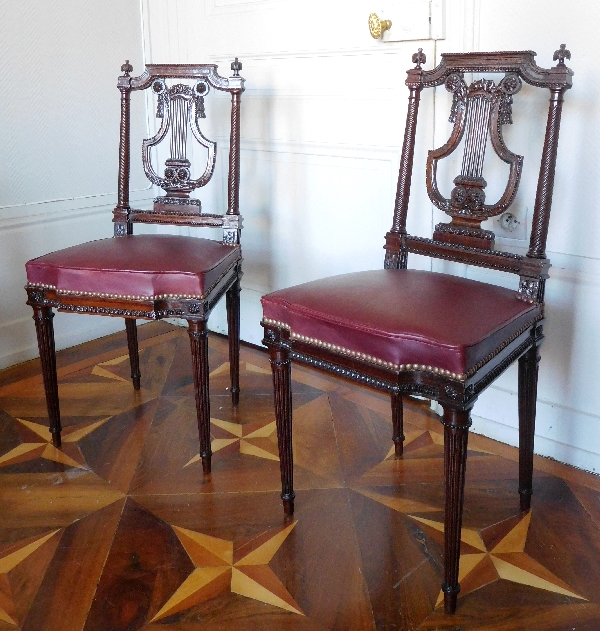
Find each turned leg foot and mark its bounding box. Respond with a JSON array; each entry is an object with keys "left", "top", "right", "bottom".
[
  {"left": 441, "top": 405, "right": 472, "bottom": 614},
  {"left": 391, "top": 391, "right": 405, "bottom": 456},
  {"left": 32, "top": 305, "right": 62, "bottom": 447},
  {"left": 518, "top": 336, "right": 540, "bottom": 512},
  {"left": 270, "top": 346, "right": 294, "bottom": 515}
]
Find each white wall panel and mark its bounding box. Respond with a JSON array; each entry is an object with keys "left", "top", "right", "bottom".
[
  {"left": 433, "top": 0, "right": 600, "bottom": 471},
  {"left": 0, "top": 0, "right": 151, "bottom": 370}
]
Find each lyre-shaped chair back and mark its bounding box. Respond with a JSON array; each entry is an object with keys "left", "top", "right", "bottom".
[
  {"left": 143, "top": 77, "right": 216, "bottom": 210},
  {"left": 113, "top": 60, "right": 244, "bottom": 244},
  {"left": 428, "top": 71, "right": 523, "bottom": 249},
  {"left": 386, "top": 48, "right": 573, "bottom": 303}
]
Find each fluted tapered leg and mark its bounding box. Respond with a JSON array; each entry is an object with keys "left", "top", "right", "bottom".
[
  {"left": 188, "top": 320, "right": 211, "bottom": 474},
  {"left": 270, "top": 347, "right": 294, "bottom": 515},
  {"left": 518, "top": 341, "right": 540, "bottom": 511},
  {"left": 391, "top": 390, "right": 405, "bottom": 456},
  {"left": 226, "top": 278, "right": 241, "bottom": 406},
  {"left": 32, "top": 306, "right": 62, "bottom": 447},
  {"left": 441, "top": 405, "right": 472, "bottom": 614},
  {"left": 125, "top": 318, "right": 141, "bottom": 390}
]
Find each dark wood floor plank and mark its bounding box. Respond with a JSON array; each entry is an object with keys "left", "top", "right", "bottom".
[{"left": 22, "top": 499, "right": 125, "bottom": 631}]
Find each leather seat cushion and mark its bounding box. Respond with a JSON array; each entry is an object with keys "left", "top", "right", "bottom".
[
  {"left": 261, "top": 269, "right": 541, "bottom": 377},
  {"left": 26, "top": 234, "right": 241, "bottom": 299}
]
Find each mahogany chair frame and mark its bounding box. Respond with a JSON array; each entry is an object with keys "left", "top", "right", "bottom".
[
  {"left": 262, "top": 48, "right": 573, "bottom": 614},
  {"left": 26, "top": 61, "right": 245, "bottom": 475}
]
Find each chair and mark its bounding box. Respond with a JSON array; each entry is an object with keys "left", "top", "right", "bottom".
[
  {"left": 261, "top": 48, "right": 572, "bottom": 613},
  {"left": 25, "top": 60, "right": 245, "bottom": 474}
]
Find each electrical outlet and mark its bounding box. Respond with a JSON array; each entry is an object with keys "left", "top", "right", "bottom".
[{"left": 494, "top": 207, "right": 528, "bottom": 241}]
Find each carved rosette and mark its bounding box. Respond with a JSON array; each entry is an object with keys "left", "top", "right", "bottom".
[{"left": 143, "top": 79, "right": 217, "bottom": 212}]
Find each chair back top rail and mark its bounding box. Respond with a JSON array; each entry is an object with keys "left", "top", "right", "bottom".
[
  {"left": 409, "top": 50, "right": 573, "bottom": 90},
  {"left": 119, "top": 63, "right": 245, "bottom": 93}
]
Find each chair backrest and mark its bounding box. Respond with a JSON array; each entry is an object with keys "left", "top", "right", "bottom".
[
  {"left": 384, "top": 47, "right": 573, "bottom": 304},
  {"left": 112, "top": 60, "right": 245, "bottom": 245}
]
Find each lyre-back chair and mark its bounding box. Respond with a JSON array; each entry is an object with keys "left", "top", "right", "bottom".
[
  {"left": 26, "top": 60, "right": 245, "bottom": 474},
  {"left": 261, "top": 48, "right": 572, "bottom": 613}
]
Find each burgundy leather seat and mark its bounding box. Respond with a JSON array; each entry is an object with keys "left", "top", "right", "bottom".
[
  {"left": 26, "top": 234, "right": 240, "bottom": 301},
  {"left": 261, "top": 269, "right": 541, "bottom": 380}
]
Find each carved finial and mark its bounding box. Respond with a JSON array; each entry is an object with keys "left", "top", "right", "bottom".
[
  {"left": 231, "top": 57, "right": 242, "bottom": 77},
  {"left": 553, "top": 44, "right": 571, "bottom": 67},
  {"left": 412, "top": 48, "right": 426, "bottom": 69},
  {"left": 121, "top": 60, "right": 133, "bottom": 76}
]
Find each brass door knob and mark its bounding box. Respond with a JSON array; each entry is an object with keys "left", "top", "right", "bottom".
[{"left": 368, "top": 13, "right": 392, "bottom": 39}]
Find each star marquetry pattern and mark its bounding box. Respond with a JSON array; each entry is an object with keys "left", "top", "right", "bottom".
[
  {"left": 90, "top": 354, "right": 133, "bottom": 383},
  {"left": 0, "top": 351, "right": 140, "bottom": 472},
  {"left": 151, "top": 521, "right": 302, "bottom": 621},
  {"left": 0, "top": 530, "right": 61, "bottom": 625},
  {"left": 184, "top": 361, "right": 279, "bottom": 468},
  {"left": 407, "top": 511, "right": 587, "bottom": 606},
  {"left": 383, "top": 428, "right": 495, "bottom": 461},
  {"left": 185, "top": 417, "right": 280, "bottom": 468},
  {"left": 0, "top": 417, "right": 111, "bottom": 470}
]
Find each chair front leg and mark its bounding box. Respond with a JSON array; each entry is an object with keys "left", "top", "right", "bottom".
[
  {"left": 441, "top": 404, "right": 472, "bottom": 614},
  {"left": 32, "top": 306, "right": 62, "bottom": 447},
  {"left": 518, "top": 341, "right": 541, "bottom": 511},
  {"left": 391, "top": 390, "right": 405, "bottom": 456},
  {"left": 226, "top": 278, "right": 241, "bottom": 406},
  {"left": 125, "top": 318, "right": 141, "bottom": 390},
  {"left": 188, "top": 320, "right": 212, "bottom": 474},
  {"left": 269, "top": 346, "right": 294, "bottom": 516}
]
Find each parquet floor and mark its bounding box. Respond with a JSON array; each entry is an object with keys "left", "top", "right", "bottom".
[{"left": 1, "top": 322, "right": 600, "bottom": 631}]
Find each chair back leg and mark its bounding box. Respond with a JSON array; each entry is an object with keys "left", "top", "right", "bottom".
[
  {"left": 441, "top": 404, "right": 472, "bottom": 614},
  {"left": 226, "top": 278, "right": 241, "bottom": 405},
  {"left": 125, "top": 318, "right": 141, "bottom": 390},
  {"left": 391, "top": 391, "right": 405, "bottom": 456},
  {"left": 269, "top": 346, "right": 295, "bottom": 516},
  {"left": 188, "top": 320, "right": 212, "bottom": 474},
  {"left": 518, "top": 338, "right": 541, "bottom": 511},
  {"left": 32, "top": 306, "right": 62, "bottom": 447}
]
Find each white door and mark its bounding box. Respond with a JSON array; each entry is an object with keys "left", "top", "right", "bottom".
[{"left": 142, "top": 0, "right": 442, "bottom": 344}]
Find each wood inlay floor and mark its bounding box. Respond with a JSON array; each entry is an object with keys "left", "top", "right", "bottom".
[{"left": 1, "top": 322, "right": 599, "bottom": 631}]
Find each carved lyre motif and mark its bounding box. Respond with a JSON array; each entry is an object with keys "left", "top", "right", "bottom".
[
  {"left": 142, "top": 79, "right": 216, "bottom": 213},
  {"left": 427, "top": 72, "right": 523, "bottom": 249}
]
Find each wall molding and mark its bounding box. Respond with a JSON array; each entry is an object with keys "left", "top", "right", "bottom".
[
  {"left": 0, "top": 188, "right": 154, "bottom": 227},
  {"left": 0, "top": 314, "right": 130, "bottom": 370},
  {"left": 471, "top": 401, "right": 600, "bottom": 475}
]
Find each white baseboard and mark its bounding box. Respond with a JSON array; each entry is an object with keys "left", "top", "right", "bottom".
[
  {"left": 0, "top": 314, "right": 129, "bottom": 370},
  {"left": 471, "top": 386, "right": 600, "bottom": 474}
]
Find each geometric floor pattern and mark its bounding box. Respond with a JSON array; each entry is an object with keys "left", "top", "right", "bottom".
[{"left": 1, "top": 322, "right": 600, "bottom": 630}]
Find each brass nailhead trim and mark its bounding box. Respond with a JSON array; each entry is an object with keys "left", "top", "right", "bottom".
[
  {"left": 262, "top": 317, "right": 466, "bottom": 381},
  {"left": 263, "top": 313, "right": 543, "bottom": 382},
  {"left": 25, "top": 255, "right": 241, "bottom": 304}
]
